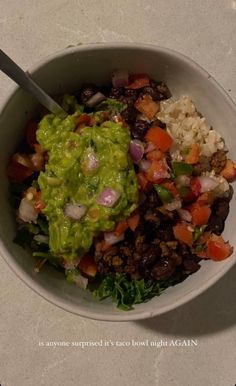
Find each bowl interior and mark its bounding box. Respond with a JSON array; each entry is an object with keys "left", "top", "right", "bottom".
[{"left": 0, "top": 44, "right": 236, "bottom": 321}]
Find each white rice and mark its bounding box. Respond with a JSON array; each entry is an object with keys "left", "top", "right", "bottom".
[{"left": 157, "top": 95, "right": 225, "bottom": 159}]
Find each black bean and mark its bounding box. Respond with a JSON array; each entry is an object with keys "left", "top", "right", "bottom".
[
  {"left": 151, "top": 119, "right": 166, "bottom": 129},
  {"left": 224, "top": 185, "right": 234, "bottom": 201},
  {"left": 124, "top": 88, "right": 138, "bottom": 101},
  {"left": 119, "top": 96, "right": 135, "bottom": 107},
  {"left": 206, "top": 215, "right": 224, "bottom": 235},
  {"left": 151, "top": 258, "right": 175, "bottom": 280},
  {"left": 144, "top": 224, "right": 160, "bottom": 243},
  {"left": 140, "top": 86, "right": 163, "bottom": 101},
  {"left": 139, "top": 245, "right": 160, "bottom": 269},
  {"left": 121, "top": 106, "right": 137, "bottom": 124},
  {"left": 149, "top": 80, "right": 172, "bottom": 100},
  {"left": 214, "top": 199, "right": 230, "bottom": 221},
  {"left": 182, "top": 259, "right": 200, "bottom": 274},
  {"left": 156, "top": 82, "right": 172, "bottom": 99},
  {"left": 177, "top": 244, "right": 193, "bottom": 259},
  {"left": 131, "top": 119, "right": 150, "bottom": 139},
  {"left": 79, "top": 84, "right": 98, "bottom": 104},
  {"left": 155, "top": 222, "right": 175, "bottom": 241},
  {"left": 109, "top": 87, "right": 124, "bottom": 99}
]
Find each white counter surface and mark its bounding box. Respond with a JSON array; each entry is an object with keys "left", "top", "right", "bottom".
[{"left": 1, "top": 1, "right": 236, "bottom": 385}]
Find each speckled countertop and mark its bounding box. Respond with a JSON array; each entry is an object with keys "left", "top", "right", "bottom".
[{"left": 1, "top": 1, "right": 236, "bottom": 385}]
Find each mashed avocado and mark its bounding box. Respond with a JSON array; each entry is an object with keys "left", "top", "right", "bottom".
[{"left": 37, "top": 100, "right": 138, "bottom": 260}]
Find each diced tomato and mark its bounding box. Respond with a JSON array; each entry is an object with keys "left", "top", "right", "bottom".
[
  {"left": 114, "top": 220, "right": 128, "bottom": 236},
  {"left": 135, "top": 95, "right": 159, "bottom": 120},
  {"left": 220, "top": 159, "right": 236, "bottom": 181},
  {"left": 100, "top": 240, "right": 112, "bottom": 251},
  {"left": 196, "top": 250, "right": 208, "bottom": 258},
  {"left": 185, "top": 144, "right": 200, "bottom": 164},
  {"left": 162, "top": 181, "right": 179, "bottom": 197},
  {"left": 127, "top": 74, "right": 150, "bottom": 89},
  {"left": 26, "top": 120, "right": 38, "bottom": 150},
  {"left": 190, "top": 177, "right": 201, "bottom": 196},
  {"left": 206, "top": 234, "right": 233, "bottom": 261},
  {"left": 94, "top": 239, "right": 112, "bottom": 252},
  {"left": 79, "top": 254, "right": 97, "bottom": 277},
  {"left": 33, "top": 143, "right": 45, "bottom": 154},
  {"left": 127, "top": 213, "right": 140, "bottom": 231},
  {"left": 34, "top": 191, "right": 46, "bottom": 213},
  {"left": 146, "top": 149, "right": 164, "bottom": 161},
  {"left": 76, "top": 113, "right": 91, "bottom": 126},
  {"left": 173, "top": 223, "right": 193, "bottom": 247},
  {"left": 137, "top": 172, "right": 150, "bottom": 191},
  {"left": 190, "top": 204, "right": 211, "bottom": 226},
  {"left": 196, "top": 191, "right": 214, "bottom": 206},
  {"left": 146, "top": 159, "right": 169, "bottom": 183},
  {"left": 101, "top": 111, "right": 109, "bottom": 121},
  {"left": 7, "top": 159, "right": 33, "bottom": 182},
  {"left": 75, "top": 113, "right": 92, "bottom": 132},
  {"left": 145, "top": 126, "right": 173, "bottom": 152}
]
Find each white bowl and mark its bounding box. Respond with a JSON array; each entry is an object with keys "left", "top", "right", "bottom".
[{"left": 0, "top": 43, "right": 236, "bottom": 321}]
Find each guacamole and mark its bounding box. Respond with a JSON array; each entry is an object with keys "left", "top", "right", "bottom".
[{"left": 37, "top": 102, "right": 138, "bottom": 260}]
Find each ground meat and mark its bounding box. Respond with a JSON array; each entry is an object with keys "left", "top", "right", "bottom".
[
  {"left": 112, "top": 256, "right": 123, "bottom": 267},
  {"left": 210, "top": 150, "right": 227, "bottom": 174},
  {"left": 140, "top": 189, "right": 162, "bottom": 211},
  {"left": 193, "top": 155, "right": 212, "bottom": 175},
  {"left": 171, "top": 252, "right": 182, "bottom": 266},
  {"left": 139, "top": 245, "right": 160, "bottom": 269}
]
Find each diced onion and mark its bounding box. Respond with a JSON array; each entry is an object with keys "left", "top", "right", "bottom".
[
  {"left": 74, "top": 274, "right": 88, "bottom": 289},
  {"left": 153, "top": 169, "right": 170, "bottom": 180},
  {"left": 63, "top": 257, "right": 81, "bottom": 270},
  {"left": 46, "top": 176, "right": 62, "bottom": 186},
  {"left": 129, "top": 140, "right": 144, "bottom": 163},
  {"left": 177, "top": 208, "right": 192, "bottom": 222},
  {"left": 64, "top": 203, "right": 87, "bottom": 220},
  {"left": 164, "top": 198, "right": 182, "bottom": 211},
  {"left": 104, "top": 231, "right": 125, "bottom": 245},
  {"left": 97, "top": 188, "right": 120, "bottom": 207},
  {"left": 139, "top": 159, "right": 151, "bottom": 172},
  {"left": 111, "top": 114, "right": 122, "bottom": 123},
  {"left": 18, "top": 198, "right": 38, "bottom": 223},
  {"left": 34, "top": 234, "right": 49, "bottom": 244},
  {"left": 86, "top": 150, "right": 99, "bottom": 170},
  {"left": 175, "top": 175, "right": 191, "bottom": 187},
  {"left": 144, "top": 142, "right": 156, "bottom": 153},
  {"left": 112, "top": 69, "right": 129, "bottom": 88},
  {"left": 86, "top": 92, "right": 106, "bottom": 108},
  {"left": 199, "top": 176, "right": 219, "bottom": 193}
]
